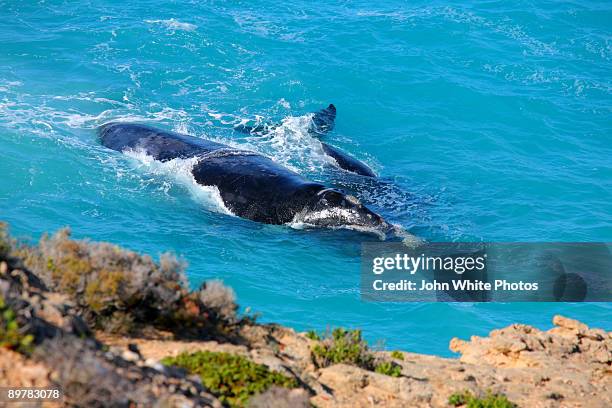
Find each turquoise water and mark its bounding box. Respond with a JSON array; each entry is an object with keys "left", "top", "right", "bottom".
[{"left": 1, "top": 1, "right": 610, "bottom": 355}]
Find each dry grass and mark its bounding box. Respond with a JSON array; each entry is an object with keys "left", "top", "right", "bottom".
[{"left": 197, "top": 279, "right": 238, "bottom": 323}]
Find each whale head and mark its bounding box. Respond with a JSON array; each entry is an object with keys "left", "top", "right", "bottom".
[{"left": 300, "top": 188, "right": 397, "bottom": 239}]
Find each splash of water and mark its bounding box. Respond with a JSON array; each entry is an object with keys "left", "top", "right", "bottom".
[{"left": 123, "top": 148, "right": 234, "bottom": 216}]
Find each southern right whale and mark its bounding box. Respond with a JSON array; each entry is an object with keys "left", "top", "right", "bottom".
[{"left": 98, "top": 122, "right": 402, "bottom": 239}]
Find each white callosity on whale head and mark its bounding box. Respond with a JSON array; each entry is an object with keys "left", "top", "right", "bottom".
[
  {"left": 288, "top": 208, "right": 388, "bottom": 240},
  {"left": 287, "top": 190, "right": 389, "bottom": 240},
  {"left": 290, "top": 188, "right": 420, "bottom": 242}
]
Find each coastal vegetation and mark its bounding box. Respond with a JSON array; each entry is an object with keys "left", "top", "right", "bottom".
[
  {"left": 311, "top": 328, "right": 375, "bottom": 369},
  {"left": 0, "top": 222, "right": 609, "bottom": 407},
  {"left": 448, "top": 390, "right": 516, "bottom": 408},
  {"left": 0, "top": 222, "right": 10, "bottom": 257},
  {"left": 305, "top": 329, "right": 320, "bottom": 340},
  {"left": 161, "top": 351, "right": 298, "bottom": 407},
  {"left": 13, "top": 227, "right": 239, "bottom": 338},
  {"left": 0, "top": 296, "right": 34, "bottom": 354},
  {"left": 310, "top": 328, "right": 402, "bottom": 377},
  {"left": 373, "top": 360, "right": 402, "bottom": 377}
]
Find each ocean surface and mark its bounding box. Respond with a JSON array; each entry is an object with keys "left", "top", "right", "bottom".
[{"left": 1, "top": 1, "right": 610, "bottom": 356}]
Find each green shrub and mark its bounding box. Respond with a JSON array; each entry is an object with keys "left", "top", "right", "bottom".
[
  {"left": 448, "top": 390, "right": 516, "bottom": 408},
  {"left": 0, "top": 296, "right": 34, "bottom": 354},
  {"left": 374, "top": 361, "right": 402, "bottom": 377},
  {"left": 390, "top": 350, "right": 404, "bottom": 360},
  {"left": 310, "top": 328, "right": 402, "bottom": 377},
  {"left": 305, "top": 330, "right": 320, "bottom": 340},
  {"left": 449, "top": 391, "right": 470, "bottom": 406},
  {"left": 311, "top": 328, "right": 375, "bottom": 370},
  {"left": 162, "top": 351, "right": 298, "bottom": 407},
  {"left": 28, "top": 228, "right": 183, "bottom": 307}
]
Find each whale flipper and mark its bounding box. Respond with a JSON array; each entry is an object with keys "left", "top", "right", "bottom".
[
  {"left": 321, "top": 143, "right": 376, "bottom": 178},
  {"left": 309, "top": 105, "right": 375, "bottom": 177}
]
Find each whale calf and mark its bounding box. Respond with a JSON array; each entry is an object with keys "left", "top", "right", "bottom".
[
  {"left": 235, "top": 104, "right": 377, "bottom": 178},
  {"left": 98, "top": 122, "right": 397, "bottom": 238}
]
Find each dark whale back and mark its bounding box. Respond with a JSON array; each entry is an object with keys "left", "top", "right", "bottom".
[
  {"left": 99, "top": 123, "right": 225, "bottom": 161},
  {"left": 193, "top": 153, "right": 324, "bottom": 224}
]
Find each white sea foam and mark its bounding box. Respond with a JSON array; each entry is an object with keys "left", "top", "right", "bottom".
[
  {"left": 440, "top": 7, "right": 557, "bottom": 57},
  {"left": 205, "top": 109, "right": 377, "bottom": 178},
  {"left": 123, "top": 149, "right": 234, "bottom": 216},
  {"left": 145, "top": 19, "right": 197, "bottom": 32},
  {"left": 254, "top": 114, "right": 336, "bottom": 173},
  {"left": 277, "top": 98, "right": 291, "bottom": 109}
]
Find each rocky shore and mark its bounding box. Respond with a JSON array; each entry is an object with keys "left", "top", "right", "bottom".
[{"left": 1, "top": 224, "right": 610, "bottom": 407}]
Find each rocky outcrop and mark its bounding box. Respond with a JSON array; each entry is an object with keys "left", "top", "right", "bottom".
[
  {"left": 99, "top": 315, "right": 611, "bottom": 408},
  {"left": 449, "top": 315, "right": 611, "bottom": 369}
]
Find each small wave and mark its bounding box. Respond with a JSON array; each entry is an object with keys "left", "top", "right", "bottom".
[
  {"left": 144, "top": 19, "right": 197, "bottom": 32},
  {"left": 66, "top": 107, "right": 191, "bottom": 129},
  {"left": 231, "top": 12, "right": 304, "bottom": 42},
  {"left": 440, "top": 6, "right": 557, "bottom": 57},
  {"left": 277, "top": 98, "right": 291, "bottom": 109}
]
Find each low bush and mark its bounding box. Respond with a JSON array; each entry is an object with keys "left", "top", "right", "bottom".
[
  {"left": 0, "top": 296, "right": 35, "bottom": 354},
  {"left": 16, "top": 227, "right": 238, "bottom": 336},
  {"left": 374, "top": 361, "right": 402, "bottom": 377},
  {"left": 310, "top": 328, "right": 404, "bottom": 377},
  {"left": 23, "top": 228, "right": 187, "bottom": 333},
  {"left": 305, "top": 330, "right": 320, "bottom": 340},
  {"left": 197, "top": 279, "right": 237, "bottom": 323},
  {"left": 448, "top": 390, "right": 516, "bottom": 408},
  {"left": 390, "top": 350, "right": 404, "bottom": 360},
  {"left": 162, "top": 351, "right": 298, "bottom": 407},
  {"left": 311, "top": 328, "right": 375, "bottom": 370}
]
